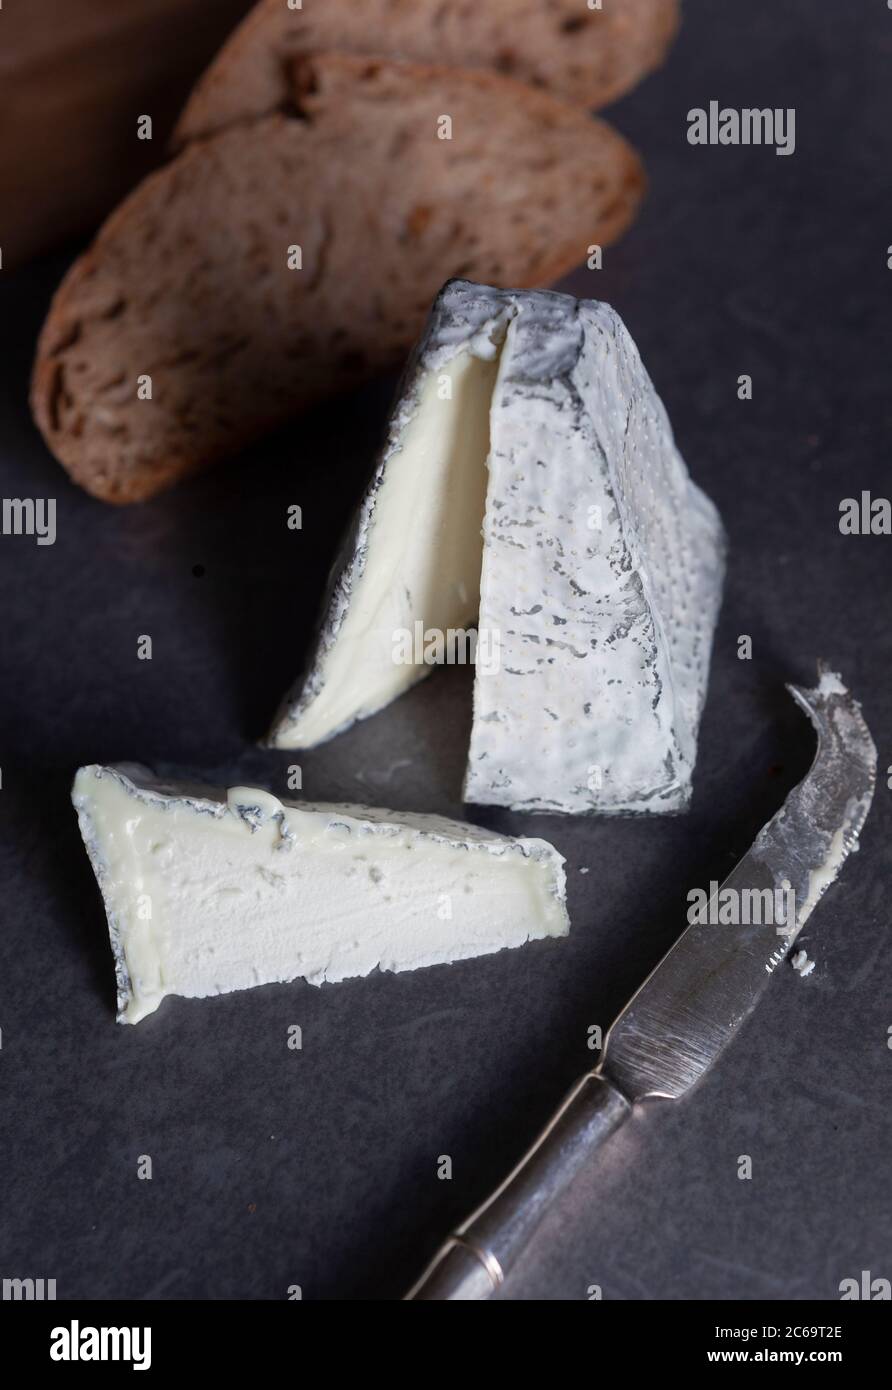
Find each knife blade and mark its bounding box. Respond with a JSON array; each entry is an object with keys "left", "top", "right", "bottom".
[{"left": 405, "top": 663, "right": 876, "bottom": 1300}]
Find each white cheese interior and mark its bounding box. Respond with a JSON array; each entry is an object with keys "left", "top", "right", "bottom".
[
  {"left": 73, "top": 766, "right": 568, "bottom": 1024},
  {"left": 279, "top": 347, "right": 498, "bottom": 746}
]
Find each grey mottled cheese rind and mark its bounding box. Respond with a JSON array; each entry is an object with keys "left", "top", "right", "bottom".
[
  {"left": 72, "top": 763, "right": 569, "bottom": 1024},
  {"left": 465, "top": 289, "right": 725, "bottom": 813}
]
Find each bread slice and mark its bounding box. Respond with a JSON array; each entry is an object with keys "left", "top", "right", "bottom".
[
  {"left": 32, "top": 53, "right": 644, "bottom": 504},
  {"left": 174, "top": 0, "right": 680, "bottom": 146}
]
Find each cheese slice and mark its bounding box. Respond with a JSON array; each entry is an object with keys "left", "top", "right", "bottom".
[
  {"left": 72, "top": 764, "right": 569, "bottom": 1024},
  {"left": 270, "top": 280, "right": 726, "bottom": 814}
]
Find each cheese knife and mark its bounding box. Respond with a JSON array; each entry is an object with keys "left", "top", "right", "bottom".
[{"left": 405, "top": 663, "right": 876, "bottom": 1300}]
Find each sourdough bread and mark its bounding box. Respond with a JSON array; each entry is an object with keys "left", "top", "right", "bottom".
[
  {"left": 174, "top": 0, "right": 680, "bottom": 145},
  {"left": 32, "top": 54, "right": 644, "bottom": 503}
]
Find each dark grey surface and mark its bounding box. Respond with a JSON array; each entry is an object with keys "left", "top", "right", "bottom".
[{"left": 1, "top": 0, "right": 890, "bottom": 1301}]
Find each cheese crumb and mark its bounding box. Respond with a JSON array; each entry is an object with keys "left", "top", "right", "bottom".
[{"left": 791, "top": 949, "right": 816, "bottom": 978}]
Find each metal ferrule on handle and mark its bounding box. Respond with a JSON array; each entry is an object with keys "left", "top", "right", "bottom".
[{"left": 404, "top": 1069, "right": 631, "bottom": 1300}]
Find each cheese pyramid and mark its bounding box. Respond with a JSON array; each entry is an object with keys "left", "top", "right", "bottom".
[{"left": 270, "top": 281, "right": 725, "bottom": 814}]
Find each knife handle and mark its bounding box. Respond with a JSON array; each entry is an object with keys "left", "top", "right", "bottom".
[{"left": 404, "top": 1070, "right": 631, "bottom": 1300}]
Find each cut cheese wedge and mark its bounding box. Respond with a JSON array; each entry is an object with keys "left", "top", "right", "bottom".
[
  {"left": 270, "top": 280, "right": 726, "bottom": 815},
  {"left": 72, "top": 764, "right": 569, "bottom": 1024}
]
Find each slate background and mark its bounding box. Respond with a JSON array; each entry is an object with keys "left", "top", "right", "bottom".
[{"left": 1, "top": 0, "right": 890, "bottom": 1301}]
